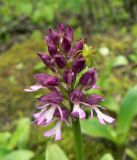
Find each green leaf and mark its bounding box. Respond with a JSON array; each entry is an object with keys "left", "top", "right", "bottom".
[
  {"left": 101, "top": 97, "right": 119, "bottom": 113},
  {"left": 8, "top": 118, "right": 30, "bottom": 149},
  {"left": 0, "top": 132, "right": 11, "bottom": 147},
  {"left": 112, "top": 55, "right": 128, "bottom": 67},
  {"left": 82, "top": 44, "right": 96, "bottom": 67},
  {"left": 0, "top": 147, "right": 10, "bottom": 159},
  {"left": 34, "top": 62, "right": 45, "bottom": 71},
  {"left": 81, "top": 118, "right": 116, "bottom": 142},
  {"left": 100, "top": 153, "right": 114, "bottom": 160},
  {"left": 126, "top": 149, "right": 137, "bottom": 160},
  {"left": 116, "top": 86, "right": 137, "bottom": 144},
  {"left": 45, "top": 144, "right": 68, "bottom": 160},
  {"left": 4, "top": 150, "right": 34, "bottom": 160}
]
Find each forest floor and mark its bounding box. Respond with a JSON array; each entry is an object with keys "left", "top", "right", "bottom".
[{"left": 0, "top": 26, "right": 137, "bottom": 160}]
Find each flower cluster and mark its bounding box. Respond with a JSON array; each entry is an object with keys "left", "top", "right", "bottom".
[{"left": 25, "top": 23, "right": 114, "bottom": 141}]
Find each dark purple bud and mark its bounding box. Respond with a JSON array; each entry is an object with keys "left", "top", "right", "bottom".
[
  {"left": 74, "top": 39, "right": 84, "bottom": 51},
  {"left": 54, "top": 55, "right": 66, "bottom": 68},
  {"left": 48, "top": 43, "right": 58, "bottom": 57},
  {"left": 85, "top": 94, "right": 104, "bottom": 106},
  {"left": 39, "top": 91, "right": 63, "bottom": 104},
  {"left": 37, "top": 53, "right": 55, "bottom": 72},
  {"left": 70, "top": 89, "right": 84, "bottom": 102},
  {"left": 35, "top": 73, "right": 59, "bottom": 87},
  {"left": 58, "top": 23, "right": 65, "bottom": 35},
  {"left": 65, "top": 26, "right": 74, "bottom": 42},
  {"left": 69, "top": 39, "right": 84, "bottom": 58},
  {"left": 37, "top": 53, "right": 52, "bottom": 66},
  {"left": 49, "top": 28, "right": 59, "bottom": 44},
  {"left": 45, "top": 36, "right": 52, "bottom": 45},
  {"left": 63, "top": 70, "right": 76, "bottom": 84},
  {"left": 80, "top": 68, "right": 96, "bottom": 88},
  {"left": 62, "top": 38, "right": 71, "bottom": 53},
  {"left": 72, "top": 56, "right": 86, "bottom": 73}
]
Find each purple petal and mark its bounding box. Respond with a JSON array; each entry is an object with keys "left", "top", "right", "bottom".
[
  {"left": 65, "top": 26, "right": 74, "bottom": 42},
  {"left": 63, "top": 70, "right": 76, "bottom": 84},
  {"left": 48, "top": 43, "right": 58, "bottom": 57},
  {"left": 49, "top": 28, "right": 59, "bottom": 44},
  {"left": 54, "top": 55, "right": 66, "bottom": 68},
  {"left": 75, "top": 39, "right": 84, "bottom": 51},
  {"left": 35, "top": 74, "right": 59, "bottom": 87},
  {"left": 37, "top": 53, "right": 55, "bottom": 71},
  {"left": 80, "top": 68, "right": 96, "bottom": 88},
  {"left": 70, "top": 90, "right": 84, "bottom": 103},
  {"left": 62, "top": 38, "right": 71, "bottom": 53},
  {"left": 85, "top": 94, "right": 104, "bottom": 106},
  {"left": 54, "top": 107, "right": 70, "bottom": 120},
  {"left": 72, "top": 56, "right": 86, "bottom": 73},
  {"left": 58, "top": 23, "right": 65, "bottom": 34},
  {"left": 39, "top": 91, "right": 63, "bottom": 104}
]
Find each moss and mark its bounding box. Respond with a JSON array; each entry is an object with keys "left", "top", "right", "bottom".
[{"left": 0, "top": 34, "right": 46, "bottom": 130}]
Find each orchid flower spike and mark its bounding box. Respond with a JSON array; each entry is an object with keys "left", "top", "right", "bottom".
[{"left": 25, "top": 23, "right": 115, "bottom": 141}]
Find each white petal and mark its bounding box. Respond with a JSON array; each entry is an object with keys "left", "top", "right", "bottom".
[
  {"left": 95, "top": 107, "right": 115, "bottom": 124},
  {"left": 57, "top": 105, "right": 63, "bottom": 120},
  {"left": 78, "top": 108, "right": 86, "bottom": 119},
  {"left": 43, "top": 121, "right": 62, "bottom": 141},
  {"left": 24, "top": 84, "right": 43, "bottom": 92},
  {"left": 44, "top": 127, "right": 56, "bottom": 137},
  {"left": 90, "top": 108, "right": 94, "bottom": 118},
  {"left": 72, "top": 103, "right": 86, "bottom": 119},
  {"left": 55, "top": 121, "right": 62, "bottom": 141},
  {"left": 37, "top": 116, "right": 45, "bottom": 125},
  {"left": 44, "top": 106, "right": 56, "bottom": 124}
]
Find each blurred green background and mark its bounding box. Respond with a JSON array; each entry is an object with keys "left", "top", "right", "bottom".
[{"left": 0, "top": 0, "right": 137, "bottom": 160}]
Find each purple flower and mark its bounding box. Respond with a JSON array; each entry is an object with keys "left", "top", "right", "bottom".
[
  {"left": 44, "top": 107, "right": 70, "bottom": 141},
  {"left": 48, "top": 28, "right": 59, "bottom": 44},
  {"left": 75, "top": 39, "right": 84, "bottom": 51},
  {"left": 24, "top": 74, "right": 59, "bottom": 92},
  {"left": 85, "top": 94, "right": 104, "bottom": 105},
  {"left": 69, "top": 39, "right": 84, "bottom": 58},
  {"left": 25, "top": 23, "right": 114, "bottom": 141},
  {"left": 65, "top": 26, "right": 74, "bottom": 42},
  {"left": 72, "top": 56, "right": 86, "bottom": 73},
  {"left": 62, "top": 38, "right": 71, "bottom": 53},
  {"left": 37, "top": 53, "right": 56, "bottom": 72},
  {"left": 54, "top": 55, "right": 66, "bottom": 68},
  {"left": 70, "top": 90, "right": 86, "bottom": 119},
  {"left": 35, "top": 74, "right": 59, "bottom": 87},
  {"left": 63, "top": 70, "right": 76, "bottom": 84},
  {"left": 58, "top": 23, "right": 65, "bottom": 35},
  {"left": 80, "top": 68, "right": 96, "bottom": 89},
  {"left": 48, "top": 43, "right": 58, "bottom": 57},
  {"left": 39, "top": 91, "right": 63, "bottom": 104},
  {"left": 70, "top": 90, "right": 114, "bottom": 124}
]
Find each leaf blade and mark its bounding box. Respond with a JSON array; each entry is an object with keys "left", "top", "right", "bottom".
[{"left": 45, "top": 144, "right": 68, "bottom": 160}]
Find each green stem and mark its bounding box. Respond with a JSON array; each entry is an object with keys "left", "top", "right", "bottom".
[{"left": 72, "top": 117, "right": 84, "bottom": 160}]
